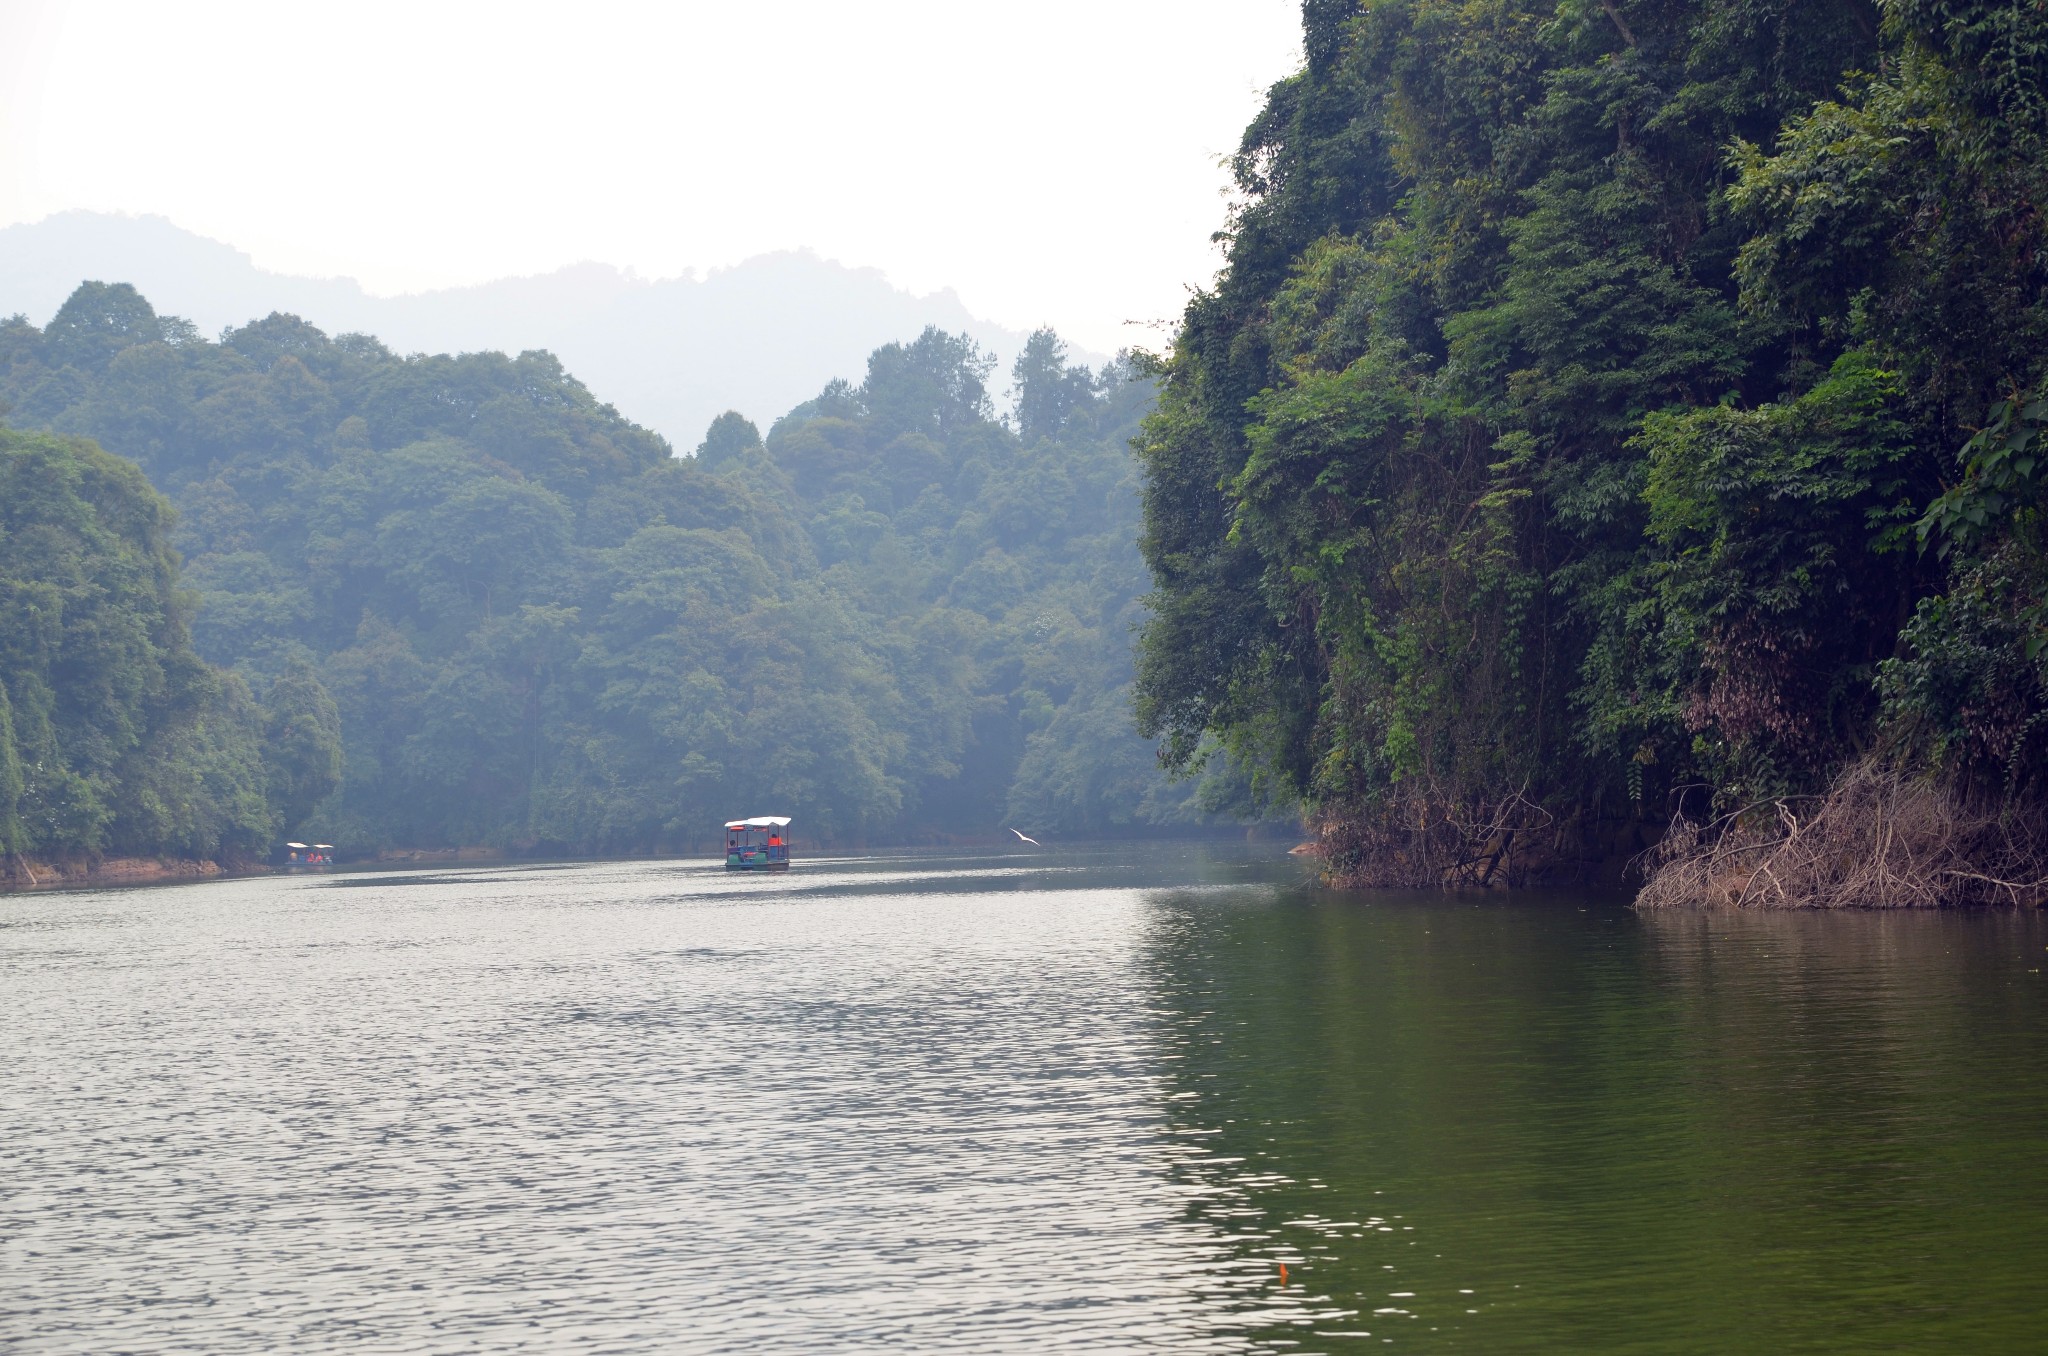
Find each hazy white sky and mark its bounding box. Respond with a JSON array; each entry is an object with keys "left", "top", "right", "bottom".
[{"left": 0, "top": 0, "right": 1303, "bottom": 353}]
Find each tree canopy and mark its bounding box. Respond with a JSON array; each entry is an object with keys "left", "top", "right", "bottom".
[
  {"left": 2, "top": 284, "right": 1238, "bottom": 857},
  {"left": 0, "top": 426, "right": 275, "bottom": 861},
  {"left": 1133, "top": 0, "right": 2048, "bottom": 883}
]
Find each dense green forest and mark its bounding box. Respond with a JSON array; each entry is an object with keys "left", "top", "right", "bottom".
[
  {"left": 0, "top": 426, "right": 337, "bottom": 864},
  {"left": 0, "top": 283, "right": 1244, "bottom": 862},
  {"left": 1135, "top": 0, "right": 2048, "bottom": 897}
]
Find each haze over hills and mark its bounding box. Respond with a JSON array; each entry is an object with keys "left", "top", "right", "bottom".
[{"left": 0, "top": 212, "right": 1061, "bottom": 449}]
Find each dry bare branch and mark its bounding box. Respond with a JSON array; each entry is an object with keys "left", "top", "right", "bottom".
[{"left": 1637, "top": 760, "right": 2048, "bottom": 909}]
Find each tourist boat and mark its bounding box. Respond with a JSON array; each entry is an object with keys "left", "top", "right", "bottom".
[
  {"left": 724, "top": 816, "right": 792, "bottom": 870},
  {"left": 282, "top": 842, "right": 336, "bottom": 869}
]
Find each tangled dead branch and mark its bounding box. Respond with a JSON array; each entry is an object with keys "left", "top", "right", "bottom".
[
  {"left": 1636, "top": 760, "right": 2048, "bottom": 908},
  {"left": 1317, "top": 785, "right": 1563, "bottom": 889}
]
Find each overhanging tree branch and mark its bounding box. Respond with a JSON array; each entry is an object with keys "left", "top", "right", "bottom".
[{"left": 1600, "top": 0, "right": 1637, "bottom": 47}]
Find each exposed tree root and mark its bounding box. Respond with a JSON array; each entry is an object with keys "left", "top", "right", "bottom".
[
  {"left": 1314, "top": 788, "right": 1628, "bottom": 889},
  {"left": 1636, "top": 760, "right": 2048, "bottom": 909}
]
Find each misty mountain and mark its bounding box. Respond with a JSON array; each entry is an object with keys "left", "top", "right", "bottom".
[{"left": 0, "top": 212, "right": 1058, "bottom": 449}]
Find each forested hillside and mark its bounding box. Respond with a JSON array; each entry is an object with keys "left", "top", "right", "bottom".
[
  {"left": 1135, "top": 0, "right": 2048, "bottom": 899},
  {"left": 0, "top": 428, "right": 338, "bottom": 867},
  {"left": 1, "top": 283, "right": 1234, "bottom": 859}
]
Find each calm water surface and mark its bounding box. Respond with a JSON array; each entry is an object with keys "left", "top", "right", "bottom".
[{"left": 3, "top": 844, "right": 2045, "bottom": 1352}]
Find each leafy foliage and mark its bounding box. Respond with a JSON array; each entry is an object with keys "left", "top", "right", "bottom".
[
  {"left": 1135, "top": 0, "right": 2048, "bottom": 881},
  {"left": 2, "top": 286, "right": 1224, "bottom": 854},
  {"left": 0, "top": 425, "right": 274, "bottom": 860}
]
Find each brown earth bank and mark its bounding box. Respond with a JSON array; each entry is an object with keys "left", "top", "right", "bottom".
[
  {"left": 0, "top": 854, "right": 260, "bottom": 892},
  {"left": 1309, "top": 763, "right": 2048, "bottom": 908}
]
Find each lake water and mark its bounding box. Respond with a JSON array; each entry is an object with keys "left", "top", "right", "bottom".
[{"left": 4, "top": 843, "right": 2045, "bottom": 1353}]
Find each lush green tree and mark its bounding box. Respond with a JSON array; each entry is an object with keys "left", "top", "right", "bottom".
[
  {"left": 1128, "top": 0, "right": 2045, "bottom": 881},
  {"left": 0, "top": 678, "right": 25, "bottom": 856},
  {"left": 1610, "top": 352, "right": 1928, "bottom": 805},
  {"left": 1720, "top": 2, "right": 2048, "bottom": 795},
  {"left": 1132, "top": 0, "right": 2048, "bottom": 884},
  {"left": 694, "top": 411, "right": 764, "bottom": 469},
  {"left": 262, "top": 659, "right": 344, "bottom": 834},
  {"left": 42, "top": 281, "right": 164, "bottom": 373},
  {"left": 3, "top": 289, "right": 1230, "bottom": 853},
  {"left": 0, "top": 426, "right": 276, "bottom": 860}
]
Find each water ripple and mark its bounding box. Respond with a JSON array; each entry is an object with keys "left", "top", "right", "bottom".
[
  {"left": 2, "top": 852, "right": 1316, "bottom": 1353},
  {"left": 5, "top": 848, "right": 2045, "bottom": 1353}
]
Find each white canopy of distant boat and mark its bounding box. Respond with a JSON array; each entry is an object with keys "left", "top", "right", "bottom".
[{"left": 724, "top": 816, "right": 792, "bottom": 829}]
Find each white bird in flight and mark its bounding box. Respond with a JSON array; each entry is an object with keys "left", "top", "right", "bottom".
[{"left": 1010, "top": 828, "right": 1041, "bottom": 847}]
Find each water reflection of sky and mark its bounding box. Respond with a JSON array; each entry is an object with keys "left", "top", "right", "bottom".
[{"left": 2, "top": 844, "right": 2044, "bottom": 1353}]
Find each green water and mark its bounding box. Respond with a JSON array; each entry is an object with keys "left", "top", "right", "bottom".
[{"left": 1150, "top": 882, "right": 2048, "bottom": 1351}]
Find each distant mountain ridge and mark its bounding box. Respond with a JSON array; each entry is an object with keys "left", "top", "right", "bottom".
[{"left": 0, "top": 212, "right": 1058, "bottom": 449}]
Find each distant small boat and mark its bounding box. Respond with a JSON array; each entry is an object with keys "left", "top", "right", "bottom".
[
  {"left": 282, "top": 842, "right": 336, "bottom": 869},
  {"left": 724, "top": 816, "right": 791, "bottom": 871}
]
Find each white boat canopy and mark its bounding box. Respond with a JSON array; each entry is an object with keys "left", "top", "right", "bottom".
[
  {"left": 725, "top": 816, "right": 792, "bottom": 829},
  {"left": 286, "top": 842, "right": 308, "bottom": 848}
]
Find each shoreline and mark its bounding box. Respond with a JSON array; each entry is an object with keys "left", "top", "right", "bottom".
[
  {"left": 0, "top": 832, "right": 1291, "bottom": 895},
  {"left": 1, "top": 855, "right": 252, "bottom": 892}
]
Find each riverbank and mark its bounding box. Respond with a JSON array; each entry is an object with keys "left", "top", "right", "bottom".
[
  {"left": 1300, "top": 762, "right": 2048, "bottom": 907},
  {"left": 1, "top": 854, "right": 250, "bottom": 892},
  {"left": 0, "top": 850, "right": 514, "bottom": 892},
  {"left": 1637, "top": 762, "right": 2048, "bottom": 909},
  {"left": 1309, "top": 807, "right": 1654, "bottom": 893}
]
